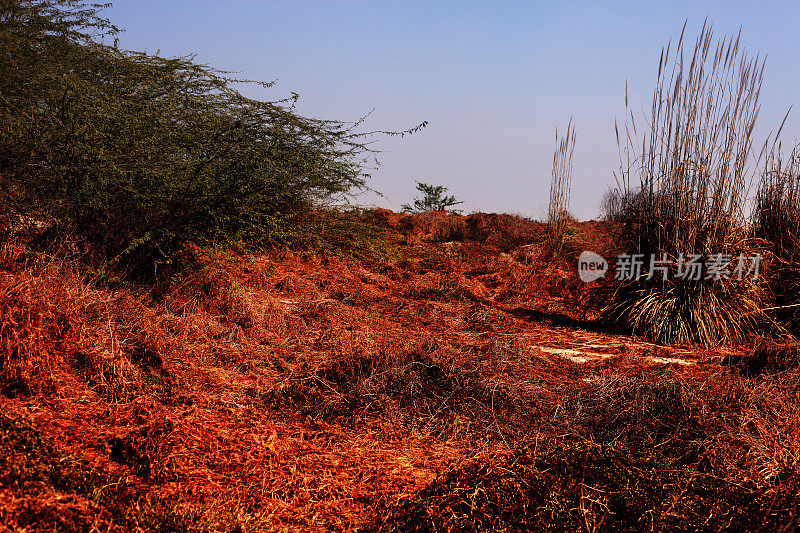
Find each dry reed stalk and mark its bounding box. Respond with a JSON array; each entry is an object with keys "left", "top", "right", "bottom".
[
  {"left": 754, "top": 143, "right": 800, "bottom": 258},
  {"left": 547, "top": 119, "right": 576, "bottom": 253}
]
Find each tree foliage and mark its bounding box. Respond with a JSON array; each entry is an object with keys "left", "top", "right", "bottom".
[
  {"left": 401, "top": 181, "right": 463, "bottom": 214},
  {"left": 0, "top": 0, "right": 424, "bottom": 276}
]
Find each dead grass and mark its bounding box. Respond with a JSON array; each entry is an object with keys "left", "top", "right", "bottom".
[
  {"left": 1, "top": 213, "right": 800, "bottom": 531},
  {"left": 727, "top": 338, "right": 800, "bottom": 377},
  {"left": 376, "top": 441, "right": 800, "bottom": 533}
]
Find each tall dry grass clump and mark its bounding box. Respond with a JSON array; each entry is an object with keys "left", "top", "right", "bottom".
[
  {"left": 546, "top": 120, "right": 576, "bottom": 253},
  {"left": 753, "top": 143, "right": 800, "bottom": 331},
  {"left": 604, "top": 23, "right": 769, "bottom": 346}
]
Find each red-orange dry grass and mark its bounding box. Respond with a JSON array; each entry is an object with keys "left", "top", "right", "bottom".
[
  {"left": 0, "top": 270, "right": 79, "bottom": 396},
  {"left": 1, "top": 214, "right": 799, "bottom": 531},
  {"left": 0, "top": 255, "right": 468, "bottom": 530},
  {"left": 3, "top": 396, "right": 463, "bottom": 531}
]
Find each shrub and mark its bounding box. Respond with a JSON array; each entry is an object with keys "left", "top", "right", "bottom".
[
  {"left": 0, "top": 1, "right": 422, "bottom": 278},
  {"left": 464, "top": 213, "right": 542, "bottom": 251},
  {"left": 291, "top": 209, "right": 398, "bottom": 262},
  {"left": 599, "top": 187, "right": 643, "bottom": 223},
  {"left": 401, "top": 182, "right": 464, "bottom": 214}
]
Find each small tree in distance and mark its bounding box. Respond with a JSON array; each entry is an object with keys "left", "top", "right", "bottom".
[{"left": 401, "top": 181, "right": 464, "bottom": 214}]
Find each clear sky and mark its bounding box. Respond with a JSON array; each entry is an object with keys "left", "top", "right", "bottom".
[{"left": 105, "top": 1, "right": 800, "bottom": 220}]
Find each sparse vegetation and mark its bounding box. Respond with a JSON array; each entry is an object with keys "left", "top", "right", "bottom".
[
  {"left": 4, "top": 219, "right": 800, "bottom": 530},
  {"left": 378, "top": 441, "right": 800, "bottom": 532}
]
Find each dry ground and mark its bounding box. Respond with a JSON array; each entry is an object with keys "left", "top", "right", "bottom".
[{"left": 1, "top": 211, "right": 799, "bottom": 531}]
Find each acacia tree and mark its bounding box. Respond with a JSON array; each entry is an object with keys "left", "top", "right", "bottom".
[
  {"left": 401, "top": 182, "right": 464, "bottom": 214},
  {"left": 0, "top": 0, "right": 425, "bottom": 275}
]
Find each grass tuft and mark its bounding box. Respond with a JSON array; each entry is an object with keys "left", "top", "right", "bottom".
[{"left": 603, "top": 23, "right": 770, "bottom": 346}]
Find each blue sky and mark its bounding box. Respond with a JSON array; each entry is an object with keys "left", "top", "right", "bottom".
[{"left": 106, "top": 1, "right": 800, "bottom": 219}]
